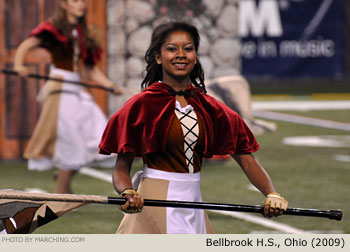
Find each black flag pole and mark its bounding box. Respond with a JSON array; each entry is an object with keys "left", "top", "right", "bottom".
[
  {"left": 0, "top": 190, "right": 342, "bottom": 221},
  {"left": 106, "top": 198, "right": 342, "bottom": 221},
  {"left": 1, "top": 69, "right": 115, "bottom": 93}
]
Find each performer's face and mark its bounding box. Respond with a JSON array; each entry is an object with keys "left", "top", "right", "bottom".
[
  {"left": 156, "top": 30, "right": 197, "bottom": 84},
  {"left": 62, "top": 0, "right": 87, "bottom": 21}
]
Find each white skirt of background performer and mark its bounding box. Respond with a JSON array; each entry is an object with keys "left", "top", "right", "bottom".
[{"left": 28, "top": 67, "right": 115, "bottom": 171}]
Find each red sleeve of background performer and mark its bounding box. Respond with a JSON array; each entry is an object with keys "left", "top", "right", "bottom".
[{"left": 29, "top": 21, "right": 68, "bottom": 44}]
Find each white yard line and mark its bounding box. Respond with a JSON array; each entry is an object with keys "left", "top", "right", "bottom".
[
  {"left": 253, "top": 110, "right": 350, "bottom": 131},
  {"left": 79, "top": 167, "right": 307, "bottom": 233},
  {"left": 24, "top": 188, "right": 48, "bottom": 193},
  {"left": 252, "top": 100, "right": 350, "bottom": 111},
  {"left": 80, "top": 167, "right": 112, "bottom": 183},
  {"left": 333, "top": 154, "right": 350, "bottom": 163},
  {"left": 209, "top": 210, "right": 309, "bottom": 234},
  {"left": 247, "top": 184, "right": 259, "bottom": 192},
  {"left": 282, "top": 135, "right": 350, "bottom": 148}
]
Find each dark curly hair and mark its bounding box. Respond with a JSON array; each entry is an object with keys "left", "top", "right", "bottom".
[{"left": 141, "top": 22, "right": 206, "bottom": 92}]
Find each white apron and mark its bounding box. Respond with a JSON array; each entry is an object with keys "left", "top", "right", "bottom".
[{"left": 117, "top": 167, "right": 213, "bottom": 234}]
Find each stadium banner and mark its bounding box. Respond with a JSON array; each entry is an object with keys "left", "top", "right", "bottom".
[{"left": 240, "top": 0, "right": 343, "bottom": 78}]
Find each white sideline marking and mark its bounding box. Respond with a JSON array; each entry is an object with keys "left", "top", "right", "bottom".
[
  {"left": 80, "top": 167, "right": 307, "bottom": 233},
  {"left": 333, "top": 154, "right": 350, "bottom": 163},
  {"left": 283, "top": 135, "right": 350, "bottom": 148},
  {"left": 80, "top": 167, "right": 112, "bottom": 183},
  {"left": 24, "top": 188, "right": 48, "bottom": 193},
  {"left": 209, "top": 210, "right": 309, "bottom": 234},
  {"left": 253, "top": 110, "right": 350, "bottom": 131},
  {"left": 252, "top": 100, "right": 350, "bottom": 111},
  {"left": 247, "top": 184, "right": 259, "bottom": 192}
]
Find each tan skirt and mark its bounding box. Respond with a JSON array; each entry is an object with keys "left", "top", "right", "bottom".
[{"left": 116, "top": 167, "right": 214, "bottom": 234}]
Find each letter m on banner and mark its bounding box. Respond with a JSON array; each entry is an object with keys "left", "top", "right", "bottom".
[{"left": 239, "top": 0, "right": 282, "bottom": 37}]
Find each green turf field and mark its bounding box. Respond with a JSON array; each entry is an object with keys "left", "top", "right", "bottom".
[{"left": 0, "top": 109, "right": 349, "bottom": 234}]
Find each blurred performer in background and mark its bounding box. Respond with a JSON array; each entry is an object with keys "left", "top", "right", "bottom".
[
  {"left": 99, "top": 22, "right": 288, "bottom": 234},
  {"left": 206, "top": 75, "right": 276, "bottom": 135},
  {"left": 205, "top": 75, "right": 277, "bottom": 162},
  {"left": 13, "top": 0, "right": 120, "bottom": 194}
]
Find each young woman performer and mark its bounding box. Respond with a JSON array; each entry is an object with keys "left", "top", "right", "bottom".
[
  {"left": 14, "top": 0, "right": 121, "bottom": 194},
  {"left": 99, "top": 22, "right": 288, "bottom": 233}
]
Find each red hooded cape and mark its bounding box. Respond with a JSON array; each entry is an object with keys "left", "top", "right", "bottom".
[
  {"left": 29, "top": 21, "right": 101, "bottom": 65},
  {"left": 99, "top": 82, "right": 259, "bottom": 158}
]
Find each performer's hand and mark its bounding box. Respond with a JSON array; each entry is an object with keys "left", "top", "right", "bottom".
[
  {"left": 14, "top": 65, "right": 29, "bottom": 77},
  {"left": 112, "top": 86, "right": 123, "bottom": 96},
  {"left": 113, "top": 86, "right": 139, "bottom": 97},
  {"left": 119, "top": 188, "right": 144, "bottom": 214},
  {"left": 263, "top": 192, "right": 288, "bottom": 218}
]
